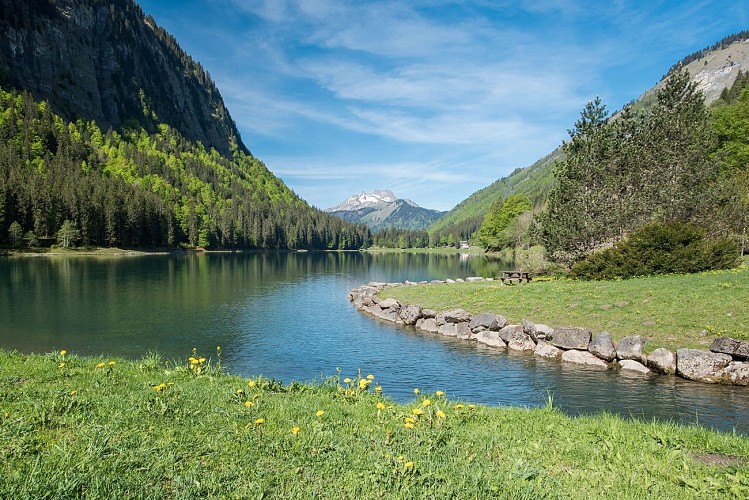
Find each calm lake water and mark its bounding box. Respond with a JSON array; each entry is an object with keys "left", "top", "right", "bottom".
[{"left": 1, "top": 252, "right": 747, "bottom": 433}]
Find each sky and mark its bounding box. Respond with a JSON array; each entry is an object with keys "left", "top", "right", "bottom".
[{"left": 137, "top": 0, "right": 748, "bottom": 211}]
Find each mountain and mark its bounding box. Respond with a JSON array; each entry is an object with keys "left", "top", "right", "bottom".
[
  {"left": 326, "top": 190, "right": 445, "bottom": 231},
  {"left": 0, "top": 0, "right": 369, "bottom": 250},
  {"left": 429, "top": 32, "right": 749, "bottom": 243}
]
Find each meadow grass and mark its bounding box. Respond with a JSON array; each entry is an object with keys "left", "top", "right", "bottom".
[
  {"left": 380, "top": 265, "right": 749, "bottom": 352},
  {"left": 1, "top": 349, "right": 748, "bottom": 498}
]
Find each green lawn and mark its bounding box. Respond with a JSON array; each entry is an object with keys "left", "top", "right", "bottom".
[
  {"left": 1, "top": 349, "right": 747, "bottom": 498},
  {"left": 380, "top": 266, "right": 749, "bottom": 352}
]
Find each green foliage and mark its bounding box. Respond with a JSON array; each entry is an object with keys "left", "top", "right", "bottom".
[
  {"left": 8, "top": 220, "right": 22, "bottom": 247},
  {"left": 569, "top": 222, "right": 741, "bottom": 280},
  {"left": 540, "top": 70, "right": 718, "bottom": 265},
  {"left": 2, "top": 349, "right": 748, "bottom": 497},
  {"left": 56, "top": 219, "right": 79, "bottom": 248},
  {"left": 478, "top": 194, "right": 532, "bottom": 250},
  {"left": 0, "top": 86, "right": 370, "bottom": 250}
]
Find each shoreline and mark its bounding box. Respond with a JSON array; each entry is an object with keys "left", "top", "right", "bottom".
[{"left": 349, "top": 277, "right": 749, "bottom": 387}]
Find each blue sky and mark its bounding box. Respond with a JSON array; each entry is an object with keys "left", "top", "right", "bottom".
[{"left": 138, "top": 0, "right": 747, "bottom": 211}]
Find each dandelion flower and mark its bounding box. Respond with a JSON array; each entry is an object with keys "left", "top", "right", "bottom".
[
  {"left": 69, "top": 390, "right": 77, "bottom": 396},
  {"left": 292, "top": 426, "right": 300, "bottom": 436},
  {"left": 421, "top": 399, "right": 432, "bottom": 407},
  {"left": 254, "top": 418, "right": 264, "bottom": 425},
  {"left": 454, "top": 404, "right": 465, "bottom": 409},
  {"left": 366, "top": 374, "right": 374, "bottom": 380},
  {"left": 316, "top": 410, "right": 325, "bottom": 417},
  {"left": 412, "top": 408, "right": 424, "bottom": 416},
  {"left": 198, "top": 357, "right": 206, "bottom": 363},
  {"left": 95, "top": 363, "right": 105, "bottom": 369},
  {"left": 404, "top": 417, "right": 415, "bottom": 424},
  {"left": 397, "top": 455, "right": 404, "bottom": 462},
  {"left": 374, "top": 386, "right": 382, "bottom": 393},
  {"left": 108, "top": 361, "right": 116, "bottom": 366},
  {"left": 413, "top": 388, "right": 420, "bottom": 395},
  {"left": 404, "top": 422, "right": 415, "bottom": 430},
  {"left": 376, "top": 402, "right": 385, "bottom": 410},
  {"left": 58, "top": 362, "right": 65, "bottom": 368},
  {"left": 358, "top": 379, "right": 368, "bottom": 390},
  {"left": 405, "top": 461, "right": 414, "bottom": 469},
  {"left": 436, "top": 410, "right": 446, "bottom": 419},
  {"left": 435, "top": 390, "right": 445, "bottom": 397},
  {"left": 236, "top": 389, "right": 244, "bottom": 395},
  {"left": 343, "top": 377, "right": 352, "bottom": 384},
  {"left": 60, "top": 350, "right": 67, "bottom": 356},
  {"left": 248, "top": 380, "right": 256, "bottom": 388},
  {"left": 244, "top": 401, "right": 253, "bottom": 408},
  {"left": 468, "top": 404, "right": 476, "bottom": 409}
]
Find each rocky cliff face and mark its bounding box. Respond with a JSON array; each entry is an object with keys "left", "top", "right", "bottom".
[{"left": 0, "top": 0, "right": 246, "bottom": 158}]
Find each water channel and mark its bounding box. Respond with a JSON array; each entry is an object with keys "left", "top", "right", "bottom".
[{"left": 1, "top": 251, "right": 747, "bottom": 433}]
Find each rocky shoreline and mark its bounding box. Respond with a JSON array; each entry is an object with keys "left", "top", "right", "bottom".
[{"left": 349, "top": 277, "right": 749, "bottom": 387}]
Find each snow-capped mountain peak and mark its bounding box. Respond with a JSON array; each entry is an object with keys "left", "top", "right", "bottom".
[{"left": 327, "top": 190, "right": 400, "bottom": 212}]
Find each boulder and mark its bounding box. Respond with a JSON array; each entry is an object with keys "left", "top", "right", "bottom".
[
  {"left": 445, "top": 279, "right": 456, "bottom": 284},
  {"left": 710, "top": 337, "right": 749, "bottom": 361},
  {"left": 455, "top": 279, "right": 465, "bottom": 283},
  {"left": 438, "top": 323, "right": 458, "bottom": 337},
  {"left": 561, "top": 350, "right": 610, "bottom": 368},
  {"left": 444, "top": 309, "right": 473, "bottom": 323},
  {"left": 676, "top": 349, "right": 732, "bottom": 383},
  {"left": 378, "top": 298, "right": 400, "bottom": 310},
  {"left": 362, "top": 304, "right": 382, "bottom": 316},
  {"left": 466, "top": 276, "right": 484, "bottom": 282},
  {"left": 476, "top": 331, "right": 507, "bottom": 348},
  {"left": 618, "top": 359, "right": 651, "bottom": 374},
  {"left": 498, "top": 325, "right": 522, "bottom": 343},
  {"left": 435, "top": 312, "right": 447, "bottom": 326},
  {"left": 534, "top": 341, "right": 562, "bottom": 359},
  {"left": 535, "top": 324, "right": 554, "bottom": 340},
  {"left": 374, "top": 308, "right": 401, "bottom": 323},
  {"left": 470, "top": 313, "right": 500, "bottom": 331},
  {"left": 508, "top": 331, "right": 536, "bottom": 351},
  {"left": 551, "top": 327, "right": 591, "bottom": 350},
  {"left": 416, "top": 318, "right": 438, "bottom": 334},
  {"left": 522, "top": 319, "right": 538, "bottom": 342},
  {"left": 455, "top": 323, "right": 472, "bottom": 340},
  {"left": 646, "top": 348, "right": 676, "bottom": 375},
  {"left": 726, "top": 362, "right": 749, "bottom": 386},
  {"left": 399, "top": 305, "right": 423, "bottom": 325},
  {"left": 616, "top": 336, "right": 645, "bottom": 363},
  {"left": 422, "top": 309, "right": 437, "bottom": 318},
  {"left": 588, "top": 332, "right": 617, "bottom": 362}
]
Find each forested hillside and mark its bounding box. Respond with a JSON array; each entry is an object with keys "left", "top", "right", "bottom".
[{"left": 0, "top": 0, "right": 371, "bottom": 250}]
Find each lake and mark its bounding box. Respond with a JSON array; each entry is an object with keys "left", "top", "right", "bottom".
[{"left": 1, "top": 251, "right": 747, "bottom": 433}]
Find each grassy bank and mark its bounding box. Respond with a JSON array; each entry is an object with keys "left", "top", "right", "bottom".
[
  {"left": 1, "top": 349, "right": 748, "bottom": 498},
  {"left": 363, "top": 246, "right": 485, "bottom": 255},
  {"left": 380, "top": 266, "right": 749, "bottom": 352}
]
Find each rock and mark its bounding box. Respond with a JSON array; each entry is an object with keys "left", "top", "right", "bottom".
[
  {"left": 476, "top": 331, "right": 507, "bottom": 348},
  {"left": 535, "top": 324, "right": 553, "bottom": 340},
  {"left": 416, "top": 318, "right": 438, "bottom": 334},
  {"left": 616, "top": 336, "right": 645, "bottom": 363},
  {"left": 522, "top": 319, "right": 537, "bottom": 342},
  {"left": 710, "top": 337, "right": 749, "bottom": 360},
  {"left": 378, "top": 298, "right": 400, "bottom": 310},
  {"left": 362, "top": 304, "right": 382, "bottom": 316},
  {"left": 455, "top": 278, "right": 465, "bottom": 283},
  {"left": 455, "top": 323, "right": 472, "bottom": 340},
  {"left": 445, "top": 279, "right": 456, "bottom": 284},
  {"left": 470, "top": 313, "right": 500, "bottom": 331},
  {"left": 726, "top": 362, "right": 749, "bottom": 386},
  {"left": 374, "top": 308, "right": 401, "bottom": 323},
  {"left": 646, "top": 348, "right": 676, "bottom": 374},
  {"left": 508, "top": 331, "right": 536, "bottom": 351},
  {"left": 497, "top": 325, "right": 522, "bottom": 343},
  {"left": 444, "top": 309, "right": 472, "bottom": 323},
  {"left": 399, "top": 305, "right": 423, "bottom": 325},
  {"left": 466, "top": 276, "right": 484, "bottom": 282},
  {"left": 438, "top": 323, "right": 458, "bottom": 336},
  {"left": 561, "top": 350, "right": 610, "bottom": 368},
  {"left": 619, "top": 359, "right": 651, "bottom": 374},
  {"left": 422, "top": 309, "right": 437, "bottom": 318},
  {"left": 588, "top": 332, "right": 617, "bottom": 362},
  {"left": 550, "top": 327, "right": 591, "bottom": 350},
  {"left": 435, "top": 312, "right": 447, "bottom": 326},
  {"left": 534, "top": 341, "right": 562, "bottom": 359},
  {"left": 676, "top": 349, "right": 732, "bottom": 383}
]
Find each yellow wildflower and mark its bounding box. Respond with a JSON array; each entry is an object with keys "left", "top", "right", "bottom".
[
  {"left": 413, "top": 388, "right": 419, "bottom": 395},
  {"left": 244, "top": 401, "right": 253, "bottom": 408},
  {"left": 254, "top": 418, "right": 264, "bottom": 425},
  {"left": 108, "top": 361, "right": 115, "bottom": 366},
  {"left": 405, "top": 461, "right": 414, "bottom": 469},
  {"left": 404, "top": 422, "right": 414, "bottom": 430},
  {"left": 58, "top": 362, "right": 65, "bottom": 368},
  {"left": 376, "top": 402, "right": 385, "bottom": 410},
  {"left": 154, "top": 383, "right": 167, "bottom": 392},
  {"left": 374, "top": 386, "right": 382, "bottom": 393},
  {"left": 397, "top": 455, "right": 404, "bottom": 462},
  {"left": 316, "top": 410, "right": 325, "bottom": 417},
  {"left": 198, "top": 357, "right": 206, "bottom": 363},
  {"left": 343, "top": 378, "right": 352, "bottom": 384},
  {"left": 421, "top": 399, "right": 432, "bottom": 407},
  {"left": 435, "top": 390, "right": 445, "bottom": 397},
  {"left": 236, "top": 389, "right": 244, "bottom": 395},
  {"left": 69, "top": 390, "right": 77, "bottom": 396},
  {"left": 248, "top": 380, "right": 256, "bottom": 388},
  {"left": 95, "top": 363, "right": 105, "bottom": 369},
  {"left": 468, "top": 404, "right": 476, "bottom": 409},
  {"left": 412, "top": 408, "right": 424, "bottom": 416},
  {"left": 436, "top": 410, "right": 446, "bottom": 419},
  {"left": 454, "top": 404, "right": 465, "bottom": 409},
  {"left": 366, "top": 374, "right": 375, "bottom": 380},
  {"left": 59, "top": 350, "right": 67, "bottom": 356},
  {"left": 253, "top": 394, "right": 260, "bottom": 400},
  {"left": 292, "top": 426, "right": 300, "bottom": 436},
  {"left": 358, "top": 379, "right": 368, "bottom": 390},
  {"left": 404, "top": 417, "right": 415, "bottom": 424}
]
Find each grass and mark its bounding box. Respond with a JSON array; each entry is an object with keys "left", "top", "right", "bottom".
[
  {"left": 363, "top": 246, "right": 486, "bottom": 255},
  {"left": 1, "top": 349, "right": 748, "bottom": 498},
  {"left": 380, "top": 265, "right": 749, "bottom": 352}
]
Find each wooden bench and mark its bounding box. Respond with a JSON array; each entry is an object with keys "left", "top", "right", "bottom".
[{"left": 499, "top": 271, "right": 532, "bottom": 284}]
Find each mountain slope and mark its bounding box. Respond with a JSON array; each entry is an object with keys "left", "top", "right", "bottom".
[
  {"left": 326, "top": 190, "right": 445, "bottom": 231},
  {"left": 429, "top": 33, "right": 749, "bottom": 241},
  {"left": 0, "top": 0, "right": 369, "bottom": 250}
]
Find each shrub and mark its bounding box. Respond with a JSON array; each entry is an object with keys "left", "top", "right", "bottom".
[{"left": 569, "top": 221, "right": 740, "bottom": 280}]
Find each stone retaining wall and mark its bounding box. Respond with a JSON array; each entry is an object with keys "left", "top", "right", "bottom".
[{"left": 348, "top": 277, "right": 749, "bottom": 387}]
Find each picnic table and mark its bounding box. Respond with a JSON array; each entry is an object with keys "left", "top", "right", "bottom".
[{"left": 499, "top": 271, "right": 532, "bottom": 284}]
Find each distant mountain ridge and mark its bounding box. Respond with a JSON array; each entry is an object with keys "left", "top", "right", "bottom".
[
  {"left": 428, "top": 33, "right": 749, "bottom": 242},
  {"left": 326, "top": 190, "right": 445, "bottom": 231}
]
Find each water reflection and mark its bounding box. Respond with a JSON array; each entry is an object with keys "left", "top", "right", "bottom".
[{"left": 0, "top": 251, "right": 747, "bottom": 434}]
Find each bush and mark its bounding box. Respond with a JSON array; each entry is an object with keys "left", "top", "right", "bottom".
[{"left": 569, "top": 221, "right": 740, "bottom": 280}]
